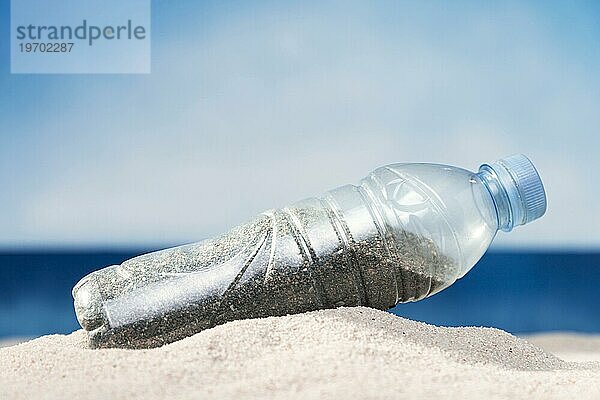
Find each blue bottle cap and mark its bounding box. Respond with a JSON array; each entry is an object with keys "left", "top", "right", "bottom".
[{"left": 479, "top": 154, "right": 547, "bottom": 230}]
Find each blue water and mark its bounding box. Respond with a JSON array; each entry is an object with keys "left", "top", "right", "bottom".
[{"left": 0, "top": 250, "right": 598, "bottom": 338}]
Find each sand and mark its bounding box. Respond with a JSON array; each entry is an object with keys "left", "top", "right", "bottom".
[
  {"left": 1, "top": 307, "right": 599, "bottom": 400},
  {"left": 526, "top": 333, "right": 600, "bottom": 363}
]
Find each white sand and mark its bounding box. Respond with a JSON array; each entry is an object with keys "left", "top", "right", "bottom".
[
  {"left": 526, "top": 333, "right": 600, "bottom": 363},
  {"left": 1, "top": 307, "right": 599, "bottom": 399}
]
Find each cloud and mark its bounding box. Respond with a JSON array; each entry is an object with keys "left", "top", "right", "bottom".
[{"left": 2, "top": 1, "right": 599, "bottom": 248}]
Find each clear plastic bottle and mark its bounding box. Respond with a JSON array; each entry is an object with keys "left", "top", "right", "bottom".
[{"left": 73, "top": 154, "right": 546, "bottom": 348}]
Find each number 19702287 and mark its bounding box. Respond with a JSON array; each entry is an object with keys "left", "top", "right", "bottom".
[{"left": 19, "top": 42, "right": 74, "bottom": 52}]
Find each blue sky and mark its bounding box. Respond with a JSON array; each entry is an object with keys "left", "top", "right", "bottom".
[{"left": 0, "top": 1, "right": 599, "bottom": 248}]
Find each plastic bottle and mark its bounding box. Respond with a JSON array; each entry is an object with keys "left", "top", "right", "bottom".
[{"left": 73, "top": 154, "right": 546, "bottom": 348}]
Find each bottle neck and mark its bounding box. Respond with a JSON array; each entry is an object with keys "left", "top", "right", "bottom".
[{"left": 476, "top": 168, "right": 515, "bottom": 232}]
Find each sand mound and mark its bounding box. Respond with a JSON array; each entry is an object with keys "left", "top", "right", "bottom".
[{"left": 1, "top": 307, "right": 599, "bottom": 399}]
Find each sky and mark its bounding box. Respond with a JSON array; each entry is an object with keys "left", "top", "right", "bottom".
[{"left": 0, "top": 0, "right": 599, "bottom": 249}]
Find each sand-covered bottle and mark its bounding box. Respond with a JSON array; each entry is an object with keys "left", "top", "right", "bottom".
[{"left": 73, "top": 154, "right": 547, "bottom": 348}]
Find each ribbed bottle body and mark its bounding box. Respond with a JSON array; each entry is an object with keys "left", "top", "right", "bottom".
[{"left": 74, "top": 163, "right": 501, "bottom": 349}]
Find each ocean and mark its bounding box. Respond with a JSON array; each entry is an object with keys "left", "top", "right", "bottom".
[{"left": 0, "top": 249, "right": 598, "bottom": 338}]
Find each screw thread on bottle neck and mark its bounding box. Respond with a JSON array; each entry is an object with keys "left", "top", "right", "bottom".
[{"left": 476, "top": 168, "right": 514, "bottom": 232}]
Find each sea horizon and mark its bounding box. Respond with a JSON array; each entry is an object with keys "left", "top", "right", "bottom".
[{"left": 1, "top": 248, "right": 599, "bottom": 339}]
